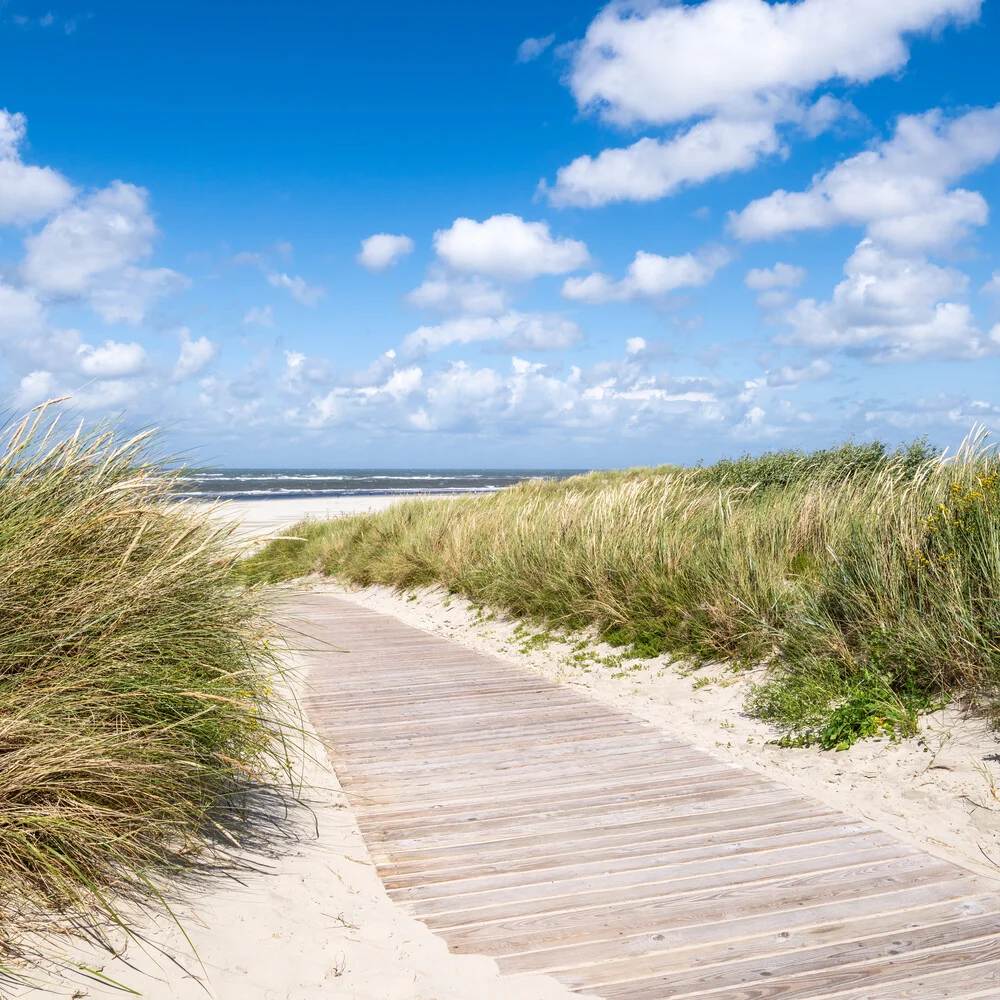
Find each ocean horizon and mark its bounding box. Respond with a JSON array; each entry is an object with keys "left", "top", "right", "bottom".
[{"left": 176, "top": 468, "right": 589, "bottom": 501}]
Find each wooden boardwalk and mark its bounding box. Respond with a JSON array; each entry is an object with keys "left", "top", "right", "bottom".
[{"left": 293, "top": 594, "right": 1000, "bottom": 998}]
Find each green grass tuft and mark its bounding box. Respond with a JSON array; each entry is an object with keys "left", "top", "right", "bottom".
[
  {"left": 0, "top": 402, "right": 288, "bottom": 968},
  {"left": 242, "top": 432, "right": 1000, "bottom": 749}
]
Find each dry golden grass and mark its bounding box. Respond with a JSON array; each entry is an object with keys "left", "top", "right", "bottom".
[
  {"left": 244, "top": 435, "right": 1000, "bottom": 747},
  {"left": 0, "top": 402, "right": 289, "bottom": 982}
]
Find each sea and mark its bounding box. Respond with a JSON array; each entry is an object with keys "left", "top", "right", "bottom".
[{"left": 175, "top": 469, "right": 587, "bottom": 502}]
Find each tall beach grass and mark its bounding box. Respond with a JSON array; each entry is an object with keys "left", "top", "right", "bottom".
[
  {"left": 0, "top": 402, "right": 287, "bottom": 971},
  {"left": 243, "top": 434, "right": 1000, "bottom": 748}
]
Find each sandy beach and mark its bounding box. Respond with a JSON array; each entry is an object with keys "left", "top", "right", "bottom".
[
  {"left": 20, "top": 646, "right": 575, "bottom": 1000},
  {"left": 23, "top": 493, "right": 1000, "bottom": 997},
  {"left": 209, "top": 494, "right": 457, "bottom": 542},
  {"left": 14, "top": 494, "right": 574, "bottom": 1000}
]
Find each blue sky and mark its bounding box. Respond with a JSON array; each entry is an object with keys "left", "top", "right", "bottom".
[{"left": 2, "top": 0, "right": 1000, "bottom": 468}]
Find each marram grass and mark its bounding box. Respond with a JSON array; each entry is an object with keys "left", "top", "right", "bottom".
[
  {"left": 243, "top": 435, "right": 1000, "bottom": 749},
  {"left": 0, "top": 402, "right": 287, "bottom": 970}
]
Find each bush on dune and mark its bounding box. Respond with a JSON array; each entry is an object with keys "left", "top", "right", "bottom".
[
  {"left": 242, "top": 434, "right": 1000, "bottom": 749},
  {"left": 0, "top": 402, "right": 286, "bottom": 969}
]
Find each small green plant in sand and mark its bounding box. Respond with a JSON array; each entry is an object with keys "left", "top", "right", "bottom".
[
  {"left": 0, "top": 402, "right": 288, "bottom": 978},
  {"left": 242, "top": 432, "right": 1000, "bottom": 749}
]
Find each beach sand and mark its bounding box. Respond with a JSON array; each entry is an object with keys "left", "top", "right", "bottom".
[
  {"left": 13, "top": 493, "right": 573, "bottom": 1000},
  {"left": 20, "top": 646, "right": 575, "bottom": 1000},
  {"left": 21, "top": 493, "right": 1000, "bottom": 996},
  {"left": 210, "top": 493, "right": 460, "bottom": 542}
]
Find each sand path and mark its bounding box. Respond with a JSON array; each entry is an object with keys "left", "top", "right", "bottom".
[{"left": 294, "top": 590, "right": 1000, "bottom": 999}]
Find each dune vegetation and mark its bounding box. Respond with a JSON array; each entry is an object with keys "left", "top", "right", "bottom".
[
  {"left": 243, "top": 434, "right": 1000, "bottom": 750},
  {"left": 0, "top": 403, "right": 287, "bottom": 977}
]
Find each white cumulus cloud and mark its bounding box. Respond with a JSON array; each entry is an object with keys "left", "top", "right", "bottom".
[
  {"left": 173, "top": 330, "right": 217, "bottom": 381},
  {"left": 731, "top": 105, "right": 1000, "bottom": 251},
  {"left": 0, "top": 282, "right": 46, "bottom": 339},
  {"left": 776, "top": 239, "right": 1000, "bottom": 363},
  {"left": 0, "top": 109, "right": 75, "bottom": 224},
  {"left": 21, "top": 181, "right": 187, "bottom": 321},
  {"left": 745, "top": 263, "right": 807, "bottom": 290},
  {"left": 406, "top": 269, "right": 510, "bottom": 316},
  {"left": 433, "top": 215, "right": 590, "bottom": 280},
  {"left": 545, "top": 118, "right": 781, "bottom": 208},
  {"left": 76, "top": 339, "right": 147, "bottom": 378},
  {"left": 357, "top": 233, "right": 415, "bottom": 272},
  {"left": 563, "top": 246, "right": 729, "bottom": 304},
  {"left": 17, "top": 370, "right": 61, "bottom": 407},
  {"left": 544, "top": 0, "right": 981, "bottom": 207},
  {"left": 763, "top": 359, "right": 834, "bottom": 387},
  {"left": 568, "top": 0, "right": 979, "bottom": 128},
  {"left": 23, "top": 182, "right": 158, "bottom": 295},
  {"left": 401, "top": 310, "right": 583, "bottom": 356}
]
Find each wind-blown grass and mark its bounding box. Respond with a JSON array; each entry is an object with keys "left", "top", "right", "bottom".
[
  {"left": 0, "top": 402, "right": 287, "bottom": 970},
  {"left": 242, "top": 434, "right": 1000, "bottom": 749}
]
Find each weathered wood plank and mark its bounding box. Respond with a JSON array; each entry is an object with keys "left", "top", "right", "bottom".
[{"left": 291, "top": 593, "right": 1000, "bottom": 998}]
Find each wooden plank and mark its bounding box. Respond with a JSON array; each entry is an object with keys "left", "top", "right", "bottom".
[
  {"left": 391, "top": 828, "right": 896, "bottom": 901},
  {"left": 380, "top": 816, "right": 867, "bottom": 887},
  {"left": 498, "top": 885, "right": 1000, "bottom": 975},
  {"left": 600, "top": 932, "right": 1000, "bottom": 999},
  {"left": 288, "top": 594, "right": 1000, "bottom": 998},
  {"left": 438, "top": 858, "right": 962, "bottom": 956},
  {"left": 419, "top": 848, "right": 919, "bottom": 928},
  {"left": 583, "top": 914, "right": 1000, "bottom": 993}
]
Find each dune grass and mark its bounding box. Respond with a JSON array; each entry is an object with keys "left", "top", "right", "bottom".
[
  {"left": 0, "top": 403, "right": 288, "bottom": 973},
  {"left": 242, "top": 434, "right": 1000, "bottom": 749}
]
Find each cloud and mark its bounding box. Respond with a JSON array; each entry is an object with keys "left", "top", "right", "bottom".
[
  {"left": 244, "top": 305, "right": 275, "bottom": 326},
  {"left": 173, "top": 330, "right": 217, "bottom": 381},
  {"left": 731, "top": 105, "right": 1000, "bottom": 251},
  {"left": 76, "top": 339, "right": 147, "bottom": 378},
  {"left": 21, "top": 180, "right": 187, "bottom": 322},
  {"left": 357, "top": 233, "right": 415, "bottom": 272},
  {"left": 545, "top": 117, "right": 782, "bottom": 208},
  {"left": 0, "top": 109, "right": 76, "bottom": 224},
  {"left": 776, "top": 239, "right": 1000, "bottom": 363},
  {"left": 406, "top": 269, "right": 510, "bottom": 316},
  {"left": 763, "top": 358, "right": 833, "bottom": 387},
  {"left": 433, "top": 215, "right": 590, "bottom": 280},
  {"left": 266, "top": 272, "right": 326, "bottom": 306},
  {"left": 16, "top": 370, "right": 61, "bottom": 407},
  {"left": 23, "top": 182, "right": 156, "bottom": 295},
  {"left": 569, "top": 0, "right": 979, "bottom": 127},
  {"left": 517, "top": 34, "right": 555, "bottom": 62},
  {"left": 289, "top": 350, "right": 748, "bottom": 439},
  {"left": 232, "top": 251, "right": 262, "bottom": 266},
  {"left": 861, "top": 393, "right": 1000, "bottom": 433},
  {"left": 543, "top": 0, "right": 981, "bottom": 207},
  {"left": 745, "top": 263, "right": 806, "bottom": 290},
  {"left": 0, "top": 282, "right": 46, "bottom": 339},
  {"left": 562, "top": 246, "right": 730, "bottom": 303},
  {"left": 89, "top": 266, "right": 189, "bottom": 324},
  {"left": 401, "top": 310, "right": 583, "bottom": 356}
]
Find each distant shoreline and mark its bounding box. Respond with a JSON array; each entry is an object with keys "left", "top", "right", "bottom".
[
  {"left": 180, "top": 485, "right": 507, "bottom": 502},
  {"left": 174, "top": 467, "right": 588, "bottom": 503}
]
